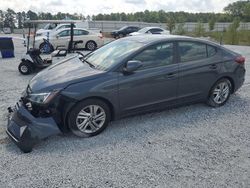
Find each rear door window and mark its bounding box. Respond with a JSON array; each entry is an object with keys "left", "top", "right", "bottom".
[
  {"left": 150, "top": 28, "right": 163, "bottom": 34},
  {"left": 207, "top": 45, "right": 217, "bottom": 57},
  {"left": 58, "top": 30, "right": 70, "bottom": 37},
  {"left": 74, "top": 29, "right": 89, "bottom": 36},
  {"left": 178, "top": 42, "right": 207, "bottom": 62}
]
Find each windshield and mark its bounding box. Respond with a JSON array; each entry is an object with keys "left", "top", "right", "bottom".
[
  {"left": 119, "top": 26, "right": 128, "bottom": 30},
  {"left": 44, "top": 23, "right": 56, "bottom": 30},
  {"left": 138, "top": 27, "right": 150, "bottom": 33},
  {"left": 84, "top": 39, "right": 144, "bottom": 71}
]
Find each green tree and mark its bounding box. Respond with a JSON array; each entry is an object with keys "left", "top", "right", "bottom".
[
  {"left": 244, "top": 2, "right": 250, "bottom": 21},
  {"left": 208, "top": 17, "right": 216, "bottom": 31},
  {"left": 166, "top": 17, "right": 175, "bottom": 34},
  {"left": 224, "top": 0, "right": 250, "bottom": 21},
  {"left": 16, "top": 12, "right": 23, "bottom": 29},
  {"left": 175, "top": 23, "right": 186, "bottom": 35},
  {"left": 0, "top": 10, "right": 4, "bottom": 29},
  {"left": 194, "top": 21, "right": 205, "bottom": 37},
  {"left": 27, "top": 10, "right": 38, "bottom": 20},
  {"left": 3, "top": 9, "right": 16, "bottom": 31},
  {"left": 225, "top": 18, "right": 240, "bottom": 44}
]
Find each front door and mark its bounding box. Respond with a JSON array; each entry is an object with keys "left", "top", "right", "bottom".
[{"left": 118, "top": 42, "right": 179, "bottom": 115}]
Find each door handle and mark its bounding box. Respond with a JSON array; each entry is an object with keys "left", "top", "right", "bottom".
[
  {"left": 166, "top": 73, "right": 176, "bottom": 79},
  {"left": 209, "top": 64, "right": 217, "bottom": 69}
]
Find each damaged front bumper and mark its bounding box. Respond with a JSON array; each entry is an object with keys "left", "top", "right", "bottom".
[{"left": 6, "top": 102, "right": 61, "bottom": 153}]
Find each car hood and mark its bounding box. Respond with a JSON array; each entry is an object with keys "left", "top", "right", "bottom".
[
  {"left": 111, "top": 30, "right": 119, "bottom": 33},
  {"left": 129, "top": 32, "right": 140, "bottom": 36},
  {"left": 36, "top": 29, "right": 50, "bottom": 34},
  {"left": 29, "top": 56, "right": 104, "bottom": 93}
]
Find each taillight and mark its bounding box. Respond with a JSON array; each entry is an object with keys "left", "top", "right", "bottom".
[
  {"left": 235, "top": 56, "right": 245, "bottom": 64},
  {"left": 99, "top": 34, "right": 103, "bottom": 39}
]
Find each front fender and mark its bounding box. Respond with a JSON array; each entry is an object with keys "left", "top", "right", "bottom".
[{"left": 60, "top": 72, "right": 120, "bottom": 123}]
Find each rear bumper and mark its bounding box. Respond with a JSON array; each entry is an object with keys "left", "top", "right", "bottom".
[
  {"left": 234, "top": 66, "right": 246, "bottom": 92},
  {"left": 6, "top": 104, "right": 61, "bottom": 153}
]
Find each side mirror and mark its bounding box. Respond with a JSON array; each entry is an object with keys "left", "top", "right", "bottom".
[
  {"left": 56, "top": 35, "right": 59, "bottom": 39},
  {"left": 123, "top": 60, "right": 142, "bottom": 73}
]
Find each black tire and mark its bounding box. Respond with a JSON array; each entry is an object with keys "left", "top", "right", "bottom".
[
  {"left": 20, "top": 147, "right": 32, "bottom": 153},
  {"left": 39, "top": 42, "right": 54, "bottom": 54},
  {"left": 68, "top": 99, "right": 111, "bottom": 137},
  {"left": 18, "top": 61, "right": 33, "bottom": 75},
  {"left": 119, "top": 34, "right": 124, "bottom": 38},
  {"left": 86, "top": 41, "right": 97, "bottom": 51},
  {"left": 207, "top": 78, "right": 232, "bottom": 107}
]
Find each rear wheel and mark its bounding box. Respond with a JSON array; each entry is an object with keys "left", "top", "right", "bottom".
[
  {"left": 207, "top": 78, "right": 232, "bottom": 107},
  {"left": 68, "top": 99, "right": 111, "bottom": 137},
  {"left": 86, "top": 41, "right": 97, "bottom": 51},
  {"left": 18, "top": 61, "right": 33, "bottom": 75}
]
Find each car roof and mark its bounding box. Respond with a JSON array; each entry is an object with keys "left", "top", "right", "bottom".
[
  {"left": 124, "top": 35, "right": 190, "bottom": 43},
  {"left": 123, "top": 35, "right": 221, "bottom": 47},
  {"left": 56, "top": 27, "right": 89, "bottom": 33},
  {"left": 142, "top": 26, "right": 163, "bottom": 30},
  {"left": 56, "top": 24, "right": 71, "bottom": 27}
]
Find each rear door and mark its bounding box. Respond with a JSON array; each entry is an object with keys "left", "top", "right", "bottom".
[
  {"left": 74, "top": 29, "right": 90, "bottom": 48},
  {"left": 177, "top": 41, "right": 222, "bottom": 102},
  {"left": 118, "top": 42, "right": 179, "bottom": 115}
]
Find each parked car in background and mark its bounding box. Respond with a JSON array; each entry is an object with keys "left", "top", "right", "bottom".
[
  {"left": 129, "top": 27, "right": 170, "bottom": 36},
  {"left": 35, "top": 28, "right": 104, "bottom": 52},
  {"left": 111, "top": 26, "right": 140, "bottom": 38},
  {"left": 36, "top": 24, "right": 76, "bottom": 37},
  {"left": 7, "top": 35, "right": 246, "bottom": 152},
  {"left": 3, "top": 27, "right": 11, "bottom": 34},
  {"left": 35, "top": 23, "right": 57, "bottom": 36}
]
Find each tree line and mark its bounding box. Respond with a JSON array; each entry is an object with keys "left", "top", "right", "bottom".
[{"left": 0, "top": 0, "right": 250, "bottom": 30}]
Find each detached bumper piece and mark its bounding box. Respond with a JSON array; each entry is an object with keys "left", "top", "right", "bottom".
[{"left": 6, "top": 103, "right": 61, "bottom": 153}]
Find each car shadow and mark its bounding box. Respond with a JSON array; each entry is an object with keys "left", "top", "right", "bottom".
[{"left": 4, "top": 92, "right": 250, "bottom": 155}]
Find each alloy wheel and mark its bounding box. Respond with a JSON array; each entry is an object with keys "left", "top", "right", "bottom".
[
  {"left": 87, "top": 42, "right": 96, "bottom": 51},
  {"left": 76, "top": 105, "right": 106, "bottom": 134},
  {"left": 212, "top": 81, "right": 230, "bottom": 104},
  {"left": 20, "top": 65, "right": 28, "bottom": 73}
]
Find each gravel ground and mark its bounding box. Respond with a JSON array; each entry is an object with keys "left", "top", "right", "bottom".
[{"left": 0, "top": 35, "right": 250, "bottom": 188}]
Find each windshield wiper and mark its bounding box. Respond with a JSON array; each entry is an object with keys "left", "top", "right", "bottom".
[{"left": 81, "top": 58, "right": 96, "bottom": 69}]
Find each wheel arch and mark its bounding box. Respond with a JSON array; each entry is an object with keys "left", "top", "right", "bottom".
[
  {"left": 217, "top": 76, "right": 235, "bottom": 94},
  {"left": 208, "top": 76, "right": 235, "bottom": 99},
  {"left": 64, "top": 96, "right": 115, "bottom": 130}
]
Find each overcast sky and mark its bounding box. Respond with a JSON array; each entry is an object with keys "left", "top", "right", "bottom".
[{"left": 1, "top": 0, "right": 239, "bottom": 15}]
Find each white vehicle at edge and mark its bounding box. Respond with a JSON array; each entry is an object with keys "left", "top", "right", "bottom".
[
  {"left": 129, "top": 27, "right": 170, "bottom": 36},
  {"left": 36, "top": 24, "right": 75, "bottom": 37},
  {"left": 35, "top": 28, "right": 104, "bottom": 51}
]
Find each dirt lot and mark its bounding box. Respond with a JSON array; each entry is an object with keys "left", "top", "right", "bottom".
[{"left": 0, "top": 34, "right": 250, "bottom": 187}]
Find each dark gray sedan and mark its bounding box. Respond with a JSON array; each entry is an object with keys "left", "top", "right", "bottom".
[{"left": 7, "top": 35, "right": 246, "bottom": 152}]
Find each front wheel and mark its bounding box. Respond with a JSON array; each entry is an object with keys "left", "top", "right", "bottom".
[
  {"left": 18, "top": 61, "right": 33, "bottom": 75},
  {"left": 86, "top": 41, "right": 97, "bottom": 51},
  {"left": 68, "top": 99, "right": 111, "bottom": 137},
  {"left": 207, "top": 78, "right": 232, "bottom": 107}
]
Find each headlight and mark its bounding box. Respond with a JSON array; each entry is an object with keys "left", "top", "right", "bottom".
[{"left": 28, "top": 91, "right": 59, "bottom": 104}]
